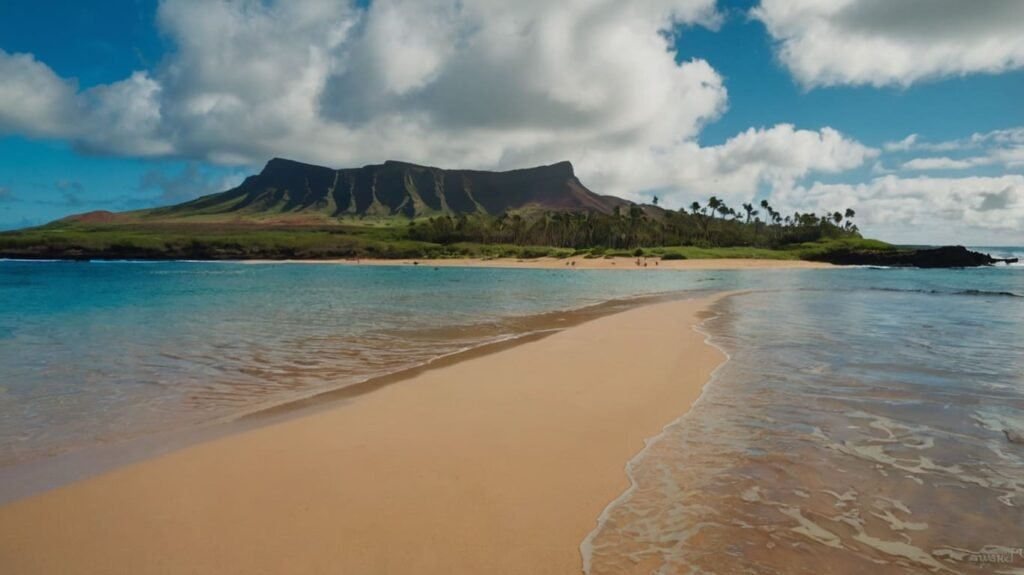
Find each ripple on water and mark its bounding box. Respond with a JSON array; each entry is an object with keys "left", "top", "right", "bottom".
[{"left": 584, "top": 288, "right": 1024, "bottom": 574}]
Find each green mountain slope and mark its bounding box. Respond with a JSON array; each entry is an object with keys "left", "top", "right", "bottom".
[{"left": 92, "top": 159, "right": 630, "bottom": 224}]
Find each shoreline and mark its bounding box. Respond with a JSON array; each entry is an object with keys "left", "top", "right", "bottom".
[
  {"left": 0, "top": 291, "right": 694, "bottom": 505},
  {"left": 0, "top": 294, "right": 730, "bottom": 574},
  {"left": 239, "top": 255, "right": 834, "bottom": 270},
  {"left": 580, "top": 297, "right": 735, "bottom": 573}
]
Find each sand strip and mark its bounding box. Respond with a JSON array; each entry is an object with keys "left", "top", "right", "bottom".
[
  {"left": 0, "top": 295, "right": 728, "bottom": 574},
  {"left": 240, "top": 255, "right": 832, "bottom": 270}
]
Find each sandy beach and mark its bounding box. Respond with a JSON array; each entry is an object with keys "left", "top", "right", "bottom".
[
  {"left": 243, "top": 256, "right": 833, "bottom": 270},
  {"left": 0, "top": 295, "right": 727, "bottom": 574}
]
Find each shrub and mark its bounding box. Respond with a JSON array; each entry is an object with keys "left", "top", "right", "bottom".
[{"left": 519, "top": 247, "right": 551, "bottom": 259}]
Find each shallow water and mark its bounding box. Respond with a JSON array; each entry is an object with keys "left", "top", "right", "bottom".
[
  {"left": 2, "top": 259, "right": 1023, "bottom": 573},
  {"left": 0, "top": 260, "right": 729, "bottom": 467},
  {"left": 585, "top": 277, "right": 1024, "bottom": 574}
]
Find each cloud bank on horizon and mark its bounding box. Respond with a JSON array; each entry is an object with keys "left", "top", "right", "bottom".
[{"left": 0, "top": 0, "right": 1022, "bottom": 244}]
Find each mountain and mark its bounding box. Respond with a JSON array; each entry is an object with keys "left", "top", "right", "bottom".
[{"left": 104, "top": 158, "right": 630, "bottom": 224}]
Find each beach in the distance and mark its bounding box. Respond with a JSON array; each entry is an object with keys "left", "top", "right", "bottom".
[
  {"left": 244, "top": 255, "right": 834, "bottom": 270},
  {"left": 0, "top": 296, "right": 726, "bottom": 574}
]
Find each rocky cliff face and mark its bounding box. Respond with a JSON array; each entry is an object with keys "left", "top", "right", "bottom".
[{"left": 145, "top": 158, "right": 627, "bottom": 220}]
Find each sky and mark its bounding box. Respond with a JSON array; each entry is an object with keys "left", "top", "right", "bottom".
[{"left": 1, "top": 0, "right": 1022, "bottom": 244}]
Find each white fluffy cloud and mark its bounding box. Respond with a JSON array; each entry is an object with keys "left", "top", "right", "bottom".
[
  {"left": 883, "top": 134, "right": 918, "bottom": 153},
  {"left": 883, "top": 128, "right": 1024, "bottom": 173},
  {"left": 79, "top": 72, "right": 171, "bottom": 157},
  {"left": 0, "top": 0, "right": 729, "bottom": 173},
  {"left": 0, "top": 51, "right": 169, "bottom": 155},
  {"left": 0, "top": 0, "right": 877, "bottom": 206},
  {"left": 847, "top": 128, "right": 1024, "bottom": 241},
  {"left": 754, "top": 0, "right": 1024, "bottom": 87},
  {"left": 902, "top": 157, "right": 984, "bottom": 171},
  {"left": 0, "top": 51, "right": 80, "bottom": 138},
  {"left": 775, "top": 175, "right": 1024, "bottom": 244},
  {"left": 655, "top": 124, "right": 877, "bottom": 204},
  {"left": 885, "top": 128, "right": 1024, "bottom": 154},
  {"left": 992, "top": 147, "right": 1024, "bottom": 169}
]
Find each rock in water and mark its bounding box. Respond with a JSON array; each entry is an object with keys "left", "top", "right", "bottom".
[{"left": 812, "top": 245, "right": 1015, "bottom": 268}]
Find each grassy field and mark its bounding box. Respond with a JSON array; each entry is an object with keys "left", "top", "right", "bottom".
[{"left": 0, "top": 220, "right": 894, "bottom": 261}]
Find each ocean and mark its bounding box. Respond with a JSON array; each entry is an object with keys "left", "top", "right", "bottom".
[
  {"left": 0, "top": 260, "right": 728, "bottom": 467},
  {"left": 584, "top": 265, "right": 1024, "bottom": 574},
  {"left": 1, "top": 258, "right": 1022, "bottom": 572},
  {"left": 972, "top": 246, "right": 1024, "bottom": 265}
]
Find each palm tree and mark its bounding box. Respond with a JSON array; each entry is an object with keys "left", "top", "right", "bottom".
[
  {"left": 511, "top": 214, "right": 524, "bottom": 243},
  {"left": 690, "top": 201, "right": 710, "bottom": 242},
  {"left": 628, "top": 205, "right": 644, "bottom": 246},
  {"left": 842, "top": 209, "right": 857, "bottom": 234},
  {"left": 758, "top": 205, "right": 777, "bottom": 245},
  {"left": 742, "top": 202, "right": 754, "bottom": 224},
  {"left": 707, "top": 196, "right": 722, "bottom": 219}
]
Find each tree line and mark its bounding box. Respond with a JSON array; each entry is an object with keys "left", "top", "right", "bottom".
[{"left": 408, "top": 197, "right": 859, "bottom": 249}]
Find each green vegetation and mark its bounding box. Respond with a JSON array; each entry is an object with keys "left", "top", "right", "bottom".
[
  {"left": 0, "top": 222, "right": 588, "bottom": 260},
  {"left": 407, "top": 198, "right": 864, "bottom": 250},
  {"left": 0, "top": 197, "right": 892, "bottom": 261},
  {"left": 660, "top": 253, "right": 687, "bottom": 261}
]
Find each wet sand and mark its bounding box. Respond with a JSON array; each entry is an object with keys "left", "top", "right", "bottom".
[
  {"left": 243, "top": 256, "right": 832, "bottom": 270},
  {"left": 0, "top": 295, "right": 727, "bottom": 574}
]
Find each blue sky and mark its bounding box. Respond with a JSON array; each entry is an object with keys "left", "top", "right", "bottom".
[
  {"left": 1, "top": 0, "right": 1022, "bottom": 243},
  {"left": 0, "top": 0, "right": 242, "bottom": 229},
  {"left": 679, "top": 4, "right": 1023, "bottom": 147}
]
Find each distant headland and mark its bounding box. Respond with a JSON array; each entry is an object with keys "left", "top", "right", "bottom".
[{"left": 0, "top": 158, "right": 1015, "bottom": 267}]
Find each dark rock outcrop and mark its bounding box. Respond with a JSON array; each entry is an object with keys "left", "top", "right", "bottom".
[{"left": 811, "top": 245, "right": 1018, "bottom": 268}]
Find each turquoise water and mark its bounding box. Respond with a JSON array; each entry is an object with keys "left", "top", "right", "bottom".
[
  {"left": 1, "top": 259, "right": 1023, "bottom": 573},
  {"left": 585, "top": 266, "right": 1024, "bottom": 574},
  {"left": 0, "top": 260, "right": 728, "bottom": 466}
]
